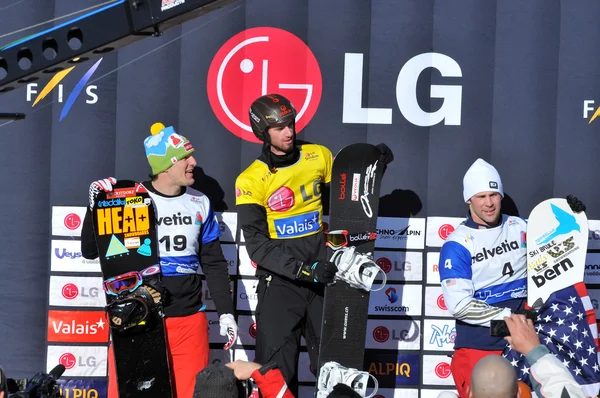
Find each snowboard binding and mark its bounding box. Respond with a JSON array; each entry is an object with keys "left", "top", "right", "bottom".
[
  {"left": 103, "top": 265, "right": 168, "bottom": 333},
  {"left": 316, "top": 361, "right": 379, "bottom": 398},
  {"left": 329, "top": 246, "right": 387, "bottom": 292}
]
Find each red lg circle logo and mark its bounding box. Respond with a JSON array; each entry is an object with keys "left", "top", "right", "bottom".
[
  {"left": 62, "top": 283, "right": 79, "bottom": 300},
  {"left": 435, "top": 362, "right": 452, "bottom": 379},
  {"left": 207, "top": 27, "right": 322, "bottom": 143},
  {"left": 438, "top": 224, "right": 455, "bottom": 240},
  {"left": 59, "top": 353, "right": 77, "bottom": 369},
  {"left": 268, "top": 186, "right": 295, "bottom": 212},
  {"left": 64, "top": 213, "right": 81, "bottom": 230},
  {"left": 437, "top": 294, "right": 447, "bottom": 310},
  {"left": 372, "top": 326, "right": 390, "bottom": 343},
  {"left": 376, "top": 257, "right": 392, "bottom": 273},
  {"left": 249, "top": 323, "right": 257, "bottom": 339}
]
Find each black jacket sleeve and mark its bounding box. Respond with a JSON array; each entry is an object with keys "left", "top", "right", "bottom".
[
  {"left": 237, "top": 204, "right": 301, "bottom": 280},
  {"left": 81, "top": 209, "right": 99, "bottom": 259},
  {"left": 200, "top": 238, "right": 235, "bottom": 316}
]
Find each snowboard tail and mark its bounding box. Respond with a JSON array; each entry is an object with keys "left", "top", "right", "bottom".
[{"left": 92, "top": 180, "right": 173, "bottom": 398}]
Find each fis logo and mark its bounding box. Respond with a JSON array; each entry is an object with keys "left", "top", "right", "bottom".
[
  {"left": 27, "top": 58, "right": 102, "bottom": 121},
  {"left": 583, "top": 100, "right": 600, "bottom": 124}
]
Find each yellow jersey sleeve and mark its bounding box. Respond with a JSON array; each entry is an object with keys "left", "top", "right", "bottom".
[
  {"left": 321, "top": 146, "right": 333, "bottom": 184},
  {"left": 235, "top": 172, "right": 264, "bottom": 206}
]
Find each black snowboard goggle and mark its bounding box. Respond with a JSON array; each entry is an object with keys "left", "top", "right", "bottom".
[
  {"left": 103, "top": 265, "right": 161, "bottom": 296},
  {"left": 325, "top": 229, "right": 377, "bottom": 249}
]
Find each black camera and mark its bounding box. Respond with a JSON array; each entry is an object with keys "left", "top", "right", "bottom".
[{"left": 8, "top": 364, "right": 65, "bottom": 398}]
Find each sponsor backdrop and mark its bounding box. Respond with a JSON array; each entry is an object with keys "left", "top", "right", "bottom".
[
  {"left": 43, "top": 209, "right": 600, "bottom": 397},
  {"left": 2, "top": 0, "right": 600, "bottom": 397}
]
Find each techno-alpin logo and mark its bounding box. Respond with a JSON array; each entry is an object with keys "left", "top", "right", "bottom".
[{"left": 26, "top": 58, "right": 102, "bottom": 121}]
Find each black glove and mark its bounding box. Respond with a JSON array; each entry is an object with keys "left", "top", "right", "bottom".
[
  {"left": 566, "top": 194, "right": 586, "bottom": 213},
  {"left": 296, "top": 260, "right": 338, "bottom": 284},
  {"left": 375, "top": 143, "right": 394, "bottom": 166}
]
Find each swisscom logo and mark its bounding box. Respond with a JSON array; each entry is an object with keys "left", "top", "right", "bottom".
[
  {"left": 26, "top": 58, "right": 102, "bottom": 121},
  {"left": 207, "top": 27, "right": 322, "bottom": 143}
]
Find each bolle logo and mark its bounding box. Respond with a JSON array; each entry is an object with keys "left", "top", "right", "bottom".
[
  {"left": 435, "top": 362, "right": 452, "bottom": 379},
  {"left": 27, "top": 58, "right": 102, "bottom": 121},
  {"left": 207, "top": 27, "right": 322, "bottom": 142},
  {"left": 376, "top": 257, "right": 392, "bottom": 273},
  {"left": 372, "top": 326, "right": 390, "bottom": 343},
  {"left": 343, "top": 52, "right": 462, "bottom": 126},
  {"left": 64, "top": 213, "right": 81, "bottom": 230},
  {"left": 59, "top": 353, "right": 77, "bottom": 369},
  {"left": 249, "top": 323, "right": 257, "bottom": 339},
  {"left": 438, "top": 224, "right": 455, "bottom": 240},
  {"left": 437, "top": 294, "right": 447, "bottom": 310},
  {"left": 338, "top": 173, "right": 347, "bottom": 200},
  {"left": 62, "top": 283, "right": 79, "bottom": 300}
]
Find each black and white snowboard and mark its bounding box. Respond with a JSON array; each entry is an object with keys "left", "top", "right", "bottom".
[
  {"left": 92, "top": 180, "right": 173, "bottom": 397},
  {"left": 317, "top": 144, "right": 383, "bottom": 371}
]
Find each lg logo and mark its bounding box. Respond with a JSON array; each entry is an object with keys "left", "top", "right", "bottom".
[
  {"left": 64, "top": 213, "right": 81, "bottom": 230},
  {"left": 438, "top": 224, "right": 455, "bottom": 240},
  {"left": 58, "top": 353, "right": 98, "bottom": 369},
  {"left": 343, "top": 53, "right": 462, "bottom": 126},
  {"left": 435, "top": 362, "right": 452, "bottom": 379},
  {"left": 208, "top": 28, "right": 463, "bottom": 141},
  {"left": 207, "top": 27, "right": 322, "bottom": 143},
  {"left": 61, "top": 283, "right": 99, "bottom": 300}
]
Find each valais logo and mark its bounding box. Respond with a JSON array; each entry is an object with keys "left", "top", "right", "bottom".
[
  {"left": 47, "top": 310, "right": 109, "bottom": 343},
  {"left": 207, "top": 27, "right": 322, "bottom": 143}
]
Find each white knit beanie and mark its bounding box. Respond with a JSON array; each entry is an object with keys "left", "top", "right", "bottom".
[{"left": 462, "top": 158, "right": 504, "bottom": 202}]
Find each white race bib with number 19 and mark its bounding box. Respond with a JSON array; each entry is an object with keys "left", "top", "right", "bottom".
[{"left": 526, "top": 198, "right": 588, "bottom": 308}]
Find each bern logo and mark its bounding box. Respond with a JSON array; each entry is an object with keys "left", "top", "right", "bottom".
[{"left": 489, "top": 181, "right": 498, "bottom": 189}]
